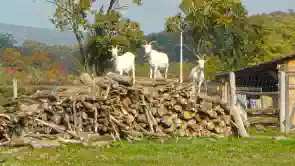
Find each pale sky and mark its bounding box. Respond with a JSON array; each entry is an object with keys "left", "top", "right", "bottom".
[{"left": 0, "top": 0, "right": 295, "bottom": 34}]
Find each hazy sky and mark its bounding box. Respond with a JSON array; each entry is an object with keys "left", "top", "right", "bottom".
[{"left": 0, "top": 0, "right": 295, "bottom": 34}]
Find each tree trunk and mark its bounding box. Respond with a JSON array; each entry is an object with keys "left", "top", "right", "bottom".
[
  {"left": 74, "top": 31, "right": 89, "bottom": 73},
  {"left": 107, "top": 0, "right": 117, "bottom": 14}
]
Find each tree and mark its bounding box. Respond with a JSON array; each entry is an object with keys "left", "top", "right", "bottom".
[
  {"left": 1, "top": 48, "right": 28, "bottom": 80},
  {"left": 85, "top": 0, "right": 144, "bottom": 74},
  {"left": 0, "top": 33, "right": 17, "bottom": 49},
  {"left": 40, "top": 0, "right": 143, "bottom": 73},
  {"left": 0, "top": 34, "right": 28, "bottom": 81},
  {"left": 38, "top": 0, "right": 93, "bottom": 72},
  {"left": 250, "top": 11, "right": 295, "bottom": 62},
  {"left": 165, "top": 0, "right": 264, "bottom": 70},
  {"left": 88, "top": 10, "right": 144, "bottom": 74}
]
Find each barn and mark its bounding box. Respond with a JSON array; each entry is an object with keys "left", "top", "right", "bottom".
[{"left": 214, "top": 54, "right": 295, "bottom": 133}]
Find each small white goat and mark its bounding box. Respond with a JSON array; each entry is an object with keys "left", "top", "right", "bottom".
[
  {"left": 109, "top": 45, "right": 136, "bottom": 85},
  {"left": 189, "top": 54, "right": 208, "bottom": 94},
  {"left": 142, "top": 40, "right": 169, "bottom": 79}
]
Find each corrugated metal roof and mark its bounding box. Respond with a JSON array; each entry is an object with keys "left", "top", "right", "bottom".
[{"left": 216, "top": 54, "right": 295, "bottom": 78}]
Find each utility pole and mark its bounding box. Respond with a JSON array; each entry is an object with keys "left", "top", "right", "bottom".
[{"left": 180, "top": 31, "right": 183, "bottom": 84}]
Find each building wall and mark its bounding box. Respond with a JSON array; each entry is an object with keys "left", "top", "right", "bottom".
[{"left": 287, "top": 61, "right": 295, "bottom": 128}]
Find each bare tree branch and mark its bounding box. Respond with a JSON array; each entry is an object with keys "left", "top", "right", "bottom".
[
  {"left": 45, "top": 0, "right": 74, "bottom": 15},
  {"left": 112, "top": 5, "right": 128, "bottom": 11}
]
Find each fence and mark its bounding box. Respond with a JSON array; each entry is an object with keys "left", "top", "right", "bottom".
[
  {"left": 235, "top": 79, "right": 279, "bottom": 110},
  {"left": 217, "top": 72, "right": 280, "bottom": 128}
]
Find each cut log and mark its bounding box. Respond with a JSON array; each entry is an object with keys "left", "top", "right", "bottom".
[{"left": 105, "top": 72, "right": 132, "bottom": 86}]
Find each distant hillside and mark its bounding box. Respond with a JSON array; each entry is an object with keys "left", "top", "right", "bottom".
[{"left": 0, "top": 23, "right": 77, "bottom": 46}]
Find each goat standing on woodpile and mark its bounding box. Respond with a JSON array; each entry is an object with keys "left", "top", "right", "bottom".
[
  {"left": 109, "top": 45, "right": 136, "bottom": 85},
  {"left": 142, "top": 40, "right": 169, "bottom": 79},
  {"left": 189, "top": 54, "right": 208, "bottom": 94}
]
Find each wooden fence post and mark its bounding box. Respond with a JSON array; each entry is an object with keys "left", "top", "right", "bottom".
[
  {"left": 229, "top": 72, "right": 249, "bottom": 137},
  {"left": 279, "top": 70, "right": 286, "bottom": 132},
  {"left": 13, "top": 78, "right": 17, "bottom": 100},
  {"left": 229, "top": 72, "right": 237, "bottom": 106}
]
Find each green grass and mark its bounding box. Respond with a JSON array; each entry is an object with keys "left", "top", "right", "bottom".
[{"left": 2, "top": 130, "right": 295, "bottom": 166}]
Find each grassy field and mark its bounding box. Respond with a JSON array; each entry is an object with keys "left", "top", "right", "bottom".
[
  {"left": 0, "top": 64, "right": 291, "bottom": 166},
  {"left": 1, "top": 128, "right": 295, "bottom": 166}
]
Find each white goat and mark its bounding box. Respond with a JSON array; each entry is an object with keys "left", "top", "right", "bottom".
[
  {"left": 142, "top": 40, "right": 169, "bottom": 79},
  {"left": 189, "top": 54, "right": 208, "bottom": 94},
  {"left": 109, "top": 45, "right": 135, "bottom": 85}
]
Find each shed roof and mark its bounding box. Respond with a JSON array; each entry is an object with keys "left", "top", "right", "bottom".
[{"left": 215, "top": 53, "right": 295, "bottom": 79}]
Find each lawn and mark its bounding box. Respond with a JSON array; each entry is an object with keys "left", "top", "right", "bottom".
[{"left": 1, "top": 128, "right": 295, "bottom": 166}]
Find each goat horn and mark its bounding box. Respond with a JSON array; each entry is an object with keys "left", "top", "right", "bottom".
[
  {"left": 195, "top": 54, "right": 201, "bottom": 59},
  {"left": 149, "top": 41, "right": 157, "bottom": 45}
]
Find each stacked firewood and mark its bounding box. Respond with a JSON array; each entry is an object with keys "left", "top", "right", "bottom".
[{"left": 0, "top": 72, "right": 235, "bottom": 147}]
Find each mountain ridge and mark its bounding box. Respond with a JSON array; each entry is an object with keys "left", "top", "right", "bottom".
[{"left": 0, "top": 22, "right": 77, "bottom": 46}]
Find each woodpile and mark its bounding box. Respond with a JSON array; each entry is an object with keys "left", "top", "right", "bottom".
[{"left": 0, "top": 72, "right": 237, "bottom": 148}]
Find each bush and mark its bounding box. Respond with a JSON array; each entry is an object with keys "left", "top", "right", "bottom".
[{"left": 0, "top": 67, "right": 13, "bottom": 105}]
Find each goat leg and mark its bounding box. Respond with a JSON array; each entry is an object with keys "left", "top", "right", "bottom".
[
  {"left": 165, "top": 66, "right": 168, "bottom": 79},
  {"left": 198, "top": 80, "right": 203, "bottom": 93},
  {"left": 154, "top": 65, "right": 158, "bottom": 79},
  {"left": 132, "top": 65, "right": 135, "bottom": 85},
  {"left": 205, "top": 81, "right": 208, "bottom": 94},
  {"left": 149, "top": 67, "right": 153, "bottom": 79},
  {"left": 191, "top": 80, "right": 196, "bottom": 97}
]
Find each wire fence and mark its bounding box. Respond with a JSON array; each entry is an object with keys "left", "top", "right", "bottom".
[
  {"left": 235, "top": 78, "right": 279, "bottom": 110},
  {"left": 236, "top": 79, "right": 278, "bottom": 92}
]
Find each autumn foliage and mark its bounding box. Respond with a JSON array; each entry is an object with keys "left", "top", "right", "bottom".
[
  {"left": 0, "top": 47, "right": 77, "bottom": 84},
  {"left": 45, "top": 65, "right": 65, "bottom": 79},
  {"left": 5, "top": 67, "right": 17, "bottom": 76}
]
